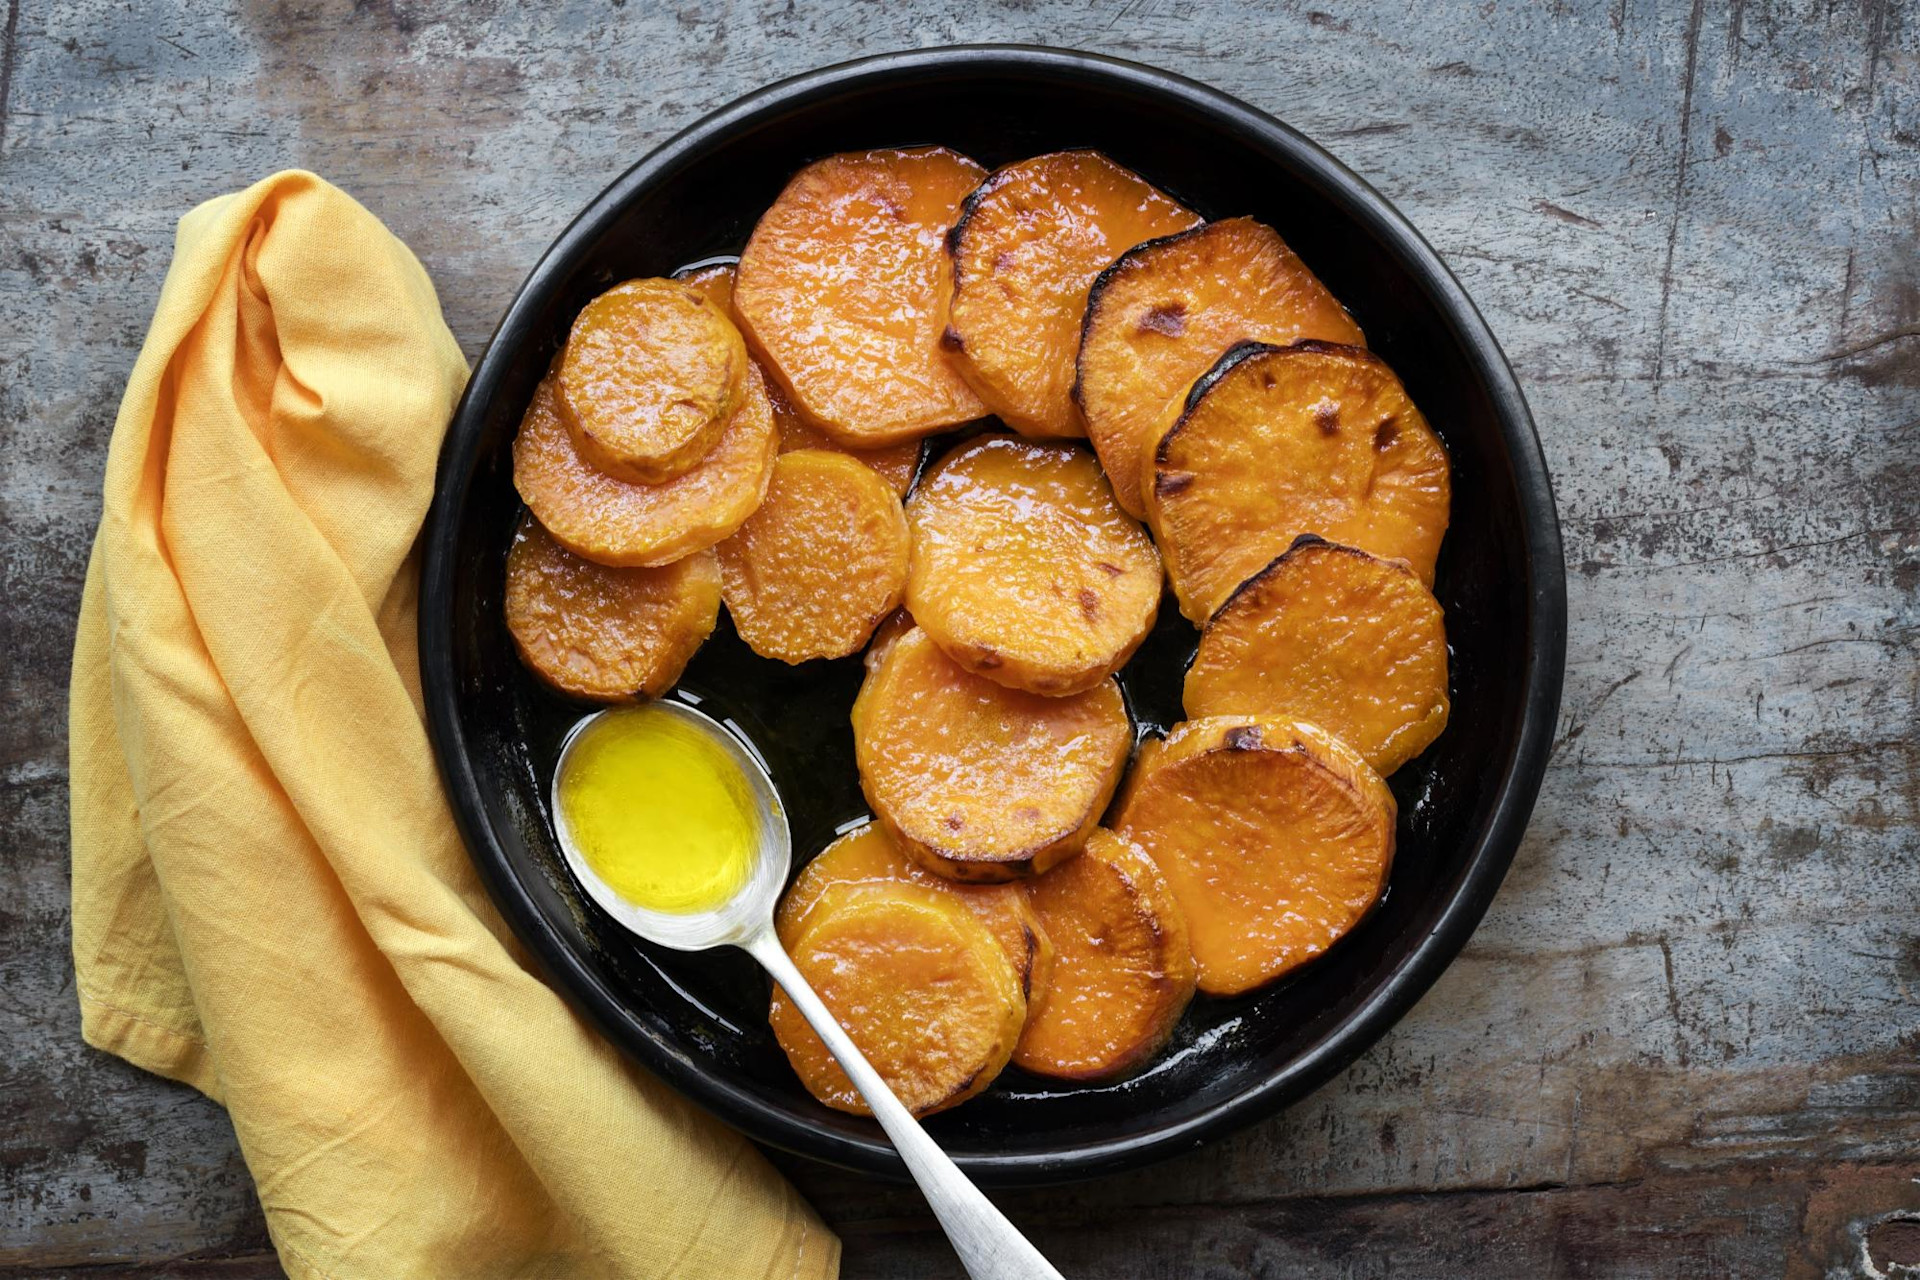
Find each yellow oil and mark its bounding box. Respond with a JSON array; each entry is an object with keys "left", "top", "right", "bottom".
[{"left": 555, "top": 705, "right": 756, "bottom": 913}]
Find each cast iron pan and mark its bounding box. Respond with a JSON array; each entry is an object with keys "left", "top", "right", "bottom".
[{"left": 420, "top": 46, "right": 1567, "bottom": 1185}]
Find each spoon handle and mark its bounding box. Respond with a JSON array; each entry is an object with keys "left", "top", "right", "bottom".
[{"left": 744, "top": 928, "right": 1066, "bottom": 1280}]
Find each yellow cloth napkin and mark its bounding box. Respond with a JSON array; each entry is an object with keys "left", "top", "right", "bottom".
[{"left": 68, "top": 170, "right": 838, "bottom": 1280}]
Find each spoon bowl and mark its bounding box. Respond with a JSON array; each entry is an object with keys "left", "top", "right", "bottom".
[{"left": 551, "top": 702, "right": 790, "bottom": 951}]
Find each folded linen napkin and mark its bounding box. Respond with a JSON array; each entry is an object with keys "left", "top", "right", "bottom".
[{"left": 68, "top": 170, "right": 836, "bottom": 1280}]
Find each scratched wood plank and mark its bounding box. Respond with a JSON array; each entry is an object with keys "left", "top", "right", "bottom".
[{"left": 1, "top": 1, "right": 1915, "bottom": 1277}]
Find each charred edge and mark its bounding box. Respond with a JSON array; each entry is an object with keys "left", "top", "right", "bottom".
[
  {"left": 1207, "top": 535, "right": 1388, "bottom": 627},
  {"left": 1222, "top": 723, "right": 1265, "bottom": 751},
  {"left": 1152, "top": 340, "right": 1287, "bottom": 470},
  {"left": 1153, "top": 470, "right": 1195, "bottom": 499},
  {"left": 940, "top": 324, "right": 964, "bottom": 352},
  {"left": 1283, "top": 337, "right": 1372, "bottom": 361},
  {"left": 1073, "top": 219, "right": 1217, "bottom": 410}
]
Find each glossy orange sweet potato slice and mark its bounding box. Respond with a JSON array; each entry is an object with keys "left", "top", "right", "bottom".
[
  {"left": 1015, "top": 829, "right": 1195, "bottom": 1079},
  {"left": 851, "top": 626, "right": 1132, "bottom": 882},
  {"left": 1147, "top": 340, "right": 1451, "bottom": 620},
  {"left": 679, "top": 261, "right": 921, "bottom": 495},
  {"left": 945, "top": 151, "right": 1200, "bottom": 438},
  {"left": 556, "top": 277, "right": 747, "bottom": 483},
  {"left": 905, "top": 434, "right": 1161, "bottom": 696},
  {"left": 1186, "top": 537, "right": 1449, "bottom": 774},
  {"left": 1075, "top": 217, "right": 1366, "bottom": 516},
  {"left": 715, "top": 450, "right": 910, "bottom": 663},
  {"left": 734, "top": 146, "right": 987, "bottom": 447},
  {"left": 1113, "top": 716, "right": 1395, "bottom": 996},
  {"left": 502, "top": 515, "right": 720, "bottom": 702},
  {"left": 776, "top": 822, "right": 1055, "bottom": 1013},
  {"left": 768, "top": 881, "right": 1025, "bottom": 1116},
  {"left": 513, "top": 365, "right": 777, "bottom": 568}
]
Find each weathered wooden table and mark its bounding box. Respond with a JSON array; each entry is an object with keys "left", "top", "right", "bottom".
[{"left": 3, "top": 2, "right": 1916, "bottom": 1276}]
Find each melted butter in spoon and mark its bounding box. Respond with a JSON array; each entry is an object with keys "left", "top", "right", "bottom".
[{"left": 555, "top": 704, "right": 756, "bottom": 914}]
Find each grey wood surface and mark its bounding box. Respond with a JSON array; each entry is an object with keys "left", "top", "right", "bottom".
[{"left": 2, "top": 1, "right": 1916, "bottom": 1276}]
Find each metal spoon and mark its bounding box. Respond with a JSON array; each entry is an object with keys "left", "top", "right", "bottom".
[{"left": 551, "top": 701, "right": 1066, "bottom": 1280}]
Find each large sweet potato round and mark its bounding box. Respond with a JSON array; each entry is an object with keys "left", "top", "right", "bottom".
[
  {"left": 1076, "top": 217, "right": 1365, "bottom": 517},
  {"left": 1015, "top": 829, "right": 1195, "bottom": 1080},
  {"left": 851, "top": 626, "right": 1132, "bottom": 881},
  {"left": 1113, "top": 716, "right": 1396, "bottom": 996},
  {"left": 776, "top": 822, "right": 1054, "bottom": 1015},
  {"left": 716, "top": 450, "right": 910, "bottom": 664},
  {"left": 678, "top": 261, "right": 922, "bottom": 495},
  {"left": 768, "top": 881, "right": 1025, "bottom": 1117},
  {"left": 945, "top": 151, "right": 1199, "bottom": 438},
  {"left": 734, "top": 146, "right": 987, "bottom": 446},
  {"left": 556, "top": 277, "right": 747, "bottom": 484},
  {"left": 905, "top": 434, "right": 1161, "bottom": 696},
  {"left": 1147, "top": 340, "right": 1451, "bottom": 620},
  {"left": 503, "top": 515, "right": 720, "bottom": 702},
  {"left": 1186, "top": 537, "right": 1450, "bottom": 774},
  {"left": 513, "top": 365, "right": 777, "bottom": 568}
]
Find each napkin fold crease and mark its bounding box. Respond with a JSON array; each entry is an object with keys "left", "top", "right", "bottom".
[{"left": 68, "top": 169, "right": 837, "bottom": 1280}]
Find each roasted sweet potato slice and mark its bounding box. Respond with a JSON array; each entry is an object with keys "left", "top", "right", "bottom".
[
  {"left": 1113, "top": 716, "right": 1395, "bottom": 996},
  {"left": 513, "top": 365, "right": 777, "bottom": 568},
  {"left": 734, "top": 146, "right": 987, "bottom": 447},
  {"left": 556, "top": 277, "right": 747, "bottom": 484},
  {"left": 1186, "top": 537, "right": 1449, "bottom": 774},
  {"left": 905, "top": 434, "right": 1161, "bottom": 696},
  {"left": 777, "top": 822, "right": 1055, "bottom": 1013},
  {"left": 768, "top": 881, "right": 1025, "bottom": 1116},
  {"left": 502, "top": 515, "right": 720, "bottom": 702},
  {"left": 945, "top": 151, "right": 1200, "bottom": 438},
  {"left": 1075, "top": 217, "right": 1365, "bottom": 516},
  {"left": 715, "top": 450, "right": 910, "bottom": 663},
  {"left": 1015, "top": 829, "right": 1195, "bottom": 1080},
  {"left": 1147, "top": 341, "right": 1451, "bottom": 620},
  {"left": 679, "top": 261, "right": 921, "bottom": 495},
  {"left": 851, "top": 626, "right": 1131, "bottom": 882}
]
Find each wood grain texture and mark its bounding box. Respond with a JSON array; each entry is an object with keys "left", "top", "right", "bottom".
[{"left": 1, "top": 2, "right": 1915, "bottom": 1277}]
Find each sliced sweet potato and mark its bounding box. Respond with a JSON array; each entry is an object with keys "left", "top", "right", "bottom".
[
  {"left": 1075, "top": 217, "right": 1366, "bottom": 517},
  {"left": 1147, "top": 340, "right": 1451, "bottom": 620},
  {"left": 715, "top": 449, "right": 909, "bottom": 663},
  {"left": 768, "top": 881, "right": 1025, "bottom": 1117},
  {"left": 556, "top": 277, "right": 747, "bottom": 484},
  {"left": 776, "top": 822, "right": 1055, "bottom": 1013},
  {"left": 863, "top": 606, "right": 915, "bottom": 674},
  {"left": 734, "top": 146, "right": 987, "bottom": 447},
  {"left": 851, "top": 626, "right": 1131, "bottom": 882},
  {"left": 1014, "top": 829, "right": 1195, "bottom": 1080},
  {"left": 678, "top": 261, "right": 921, "bottom": 495},
  {"left": 513, "top": 365, "right": 777, "bottom": 568},
  {"left": 905, "top": 434, "right": 1161, "bottom": 696},
  {"left": 1186, "top": 537, "right": 1449, "bottom": 774},
  {"left": 945, "top": 151, "right": 1200, "bottom": 438},
  {"left": 502, "top": 515, "right": 720, "bottom": 702},
  {"left": 1112, "top": 716, "right": 1395, "bottom": 996}
]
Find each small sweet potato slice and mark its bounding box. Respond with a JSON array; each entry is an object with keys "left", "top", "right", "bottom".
[
  {"left": 679, "top": 261, "right": 921, "bottom": 495},
  {"left": 905, "top": 434, "right": 1161, "bottom": 696},
  {"left": 1147, "top": 341, "right": 1451, "bottom": 620},
  {"left": 513, "top": 365, "right": 777, "bottom": 568},
  {"left": 1113, "top": 716, "right": 1395, "bottom": 996},
  {"left": 1186, "top": 537, "right": 1449, "bottom": 774},
  {"left": 1015, "top": 829, "right": 1195, "bottom": 1080},
  {"left": 851, "top": 626, "right": 1131, "bottom": 881},
  {"left": 556, "top": 277, "right": 747, "bottom": 484},
  {"left": 1075, "top": 217, "right": 1365, "bottom": 516},
  {"left": 715, "top": 450, "right": 910, "bottom": 664},
  {"left": 777, "top": 822, "right": 1055, "bottom": 1014},
  {"left": 734, "top": 146, "right": 987, "bottom": 447},
  {"left": 945, "top": 151, "right": 1200, "bottom": 438},
  {"left": 503, "top": 515, "right": 720, "bottom": 701},
  {"left": 768, "top": 881, "right": 1025, "bottom": 1116}
]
